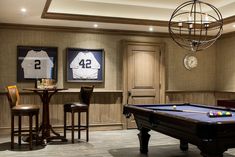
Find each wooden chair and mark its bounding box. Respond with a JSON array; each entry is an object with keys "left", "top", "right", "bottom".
[
  {"left": 6, "top": 85, "right": 40, "bottom": 150},
  {"left": 64, "top": 85, "right": 94, "bottom": 143}
]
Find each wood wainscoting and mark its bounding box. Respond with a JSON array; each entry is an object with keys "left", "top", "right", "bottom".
[
  {"left": 2, "top": 90, "right": 235, "bottom": 134},
  {"left": 0, "top": 90, "right": 123, "bottom": 134},
  {"left": 215, "top": 91, "right": 235, "bottom": 105},
  {"left": 166, "top": 91, "right": 216, "bottom": 106},
  {"left": 166, "top": 91, "right": 235, "bottom": 106}
]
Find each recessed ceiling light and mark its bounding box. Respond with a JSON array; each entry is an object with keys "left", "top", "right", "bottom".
[
  {"left": 94, "top": 24, "right": 98, "bottom": 28},
  {"left": 233, "top": 24, "right": 235, "bottom": 28},
  {"left": 149, "top": 26, "right": 154, "bottom": 32},
  {"left": 21, "top": 8, "right": 27, "bottom": 13}
]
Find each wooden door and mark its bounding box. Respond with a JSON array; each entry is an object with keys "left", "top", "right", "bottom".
[{"left": 123, "top": 41, "right": 165, "bottom": 128}]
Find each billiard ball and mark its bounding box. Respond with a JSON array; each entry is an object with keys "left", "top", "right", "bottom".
[
  {"left": 217, "top": 111, "right": 222, "bottom": 116},
  {"left": 209, "top": 112, "right": 213, "bottom": 116},
  {"left": 226, "top": 112, "right": 232, "bottom": 116},
  {"left": 173, "top": 105, "right": 177, "bottom": 109}
]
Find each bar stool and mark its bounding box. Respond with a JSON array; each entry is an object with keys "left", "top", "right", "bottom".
[
  {"left": 6, "top": 85, "right": 40, "bottom": 150},
  {"left": 64, "top": 85, "right": 94, "bottom": 143}
]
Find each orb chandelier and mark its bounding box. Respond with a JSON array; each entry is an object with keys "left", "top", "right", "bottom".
[{"left": 168, "top": 0, "right": 223, "bottom": 52}]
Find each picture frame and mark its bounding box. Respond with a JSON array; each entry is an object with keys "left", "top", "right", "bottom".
[
  {"left": 67, "top": 48, "right": 105, "bottom": 82},
  {"left": 17, "top": 46, "right": 58, "bottom": 82}
]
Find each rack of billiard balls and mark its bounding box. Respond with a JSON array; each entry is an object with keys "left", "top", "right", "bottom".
[
  {"left": 207, "top": 111, "right": 232, "bottom": 117},
  {"left": 171, "top": 105, "right": 232, "bottom": 117}
]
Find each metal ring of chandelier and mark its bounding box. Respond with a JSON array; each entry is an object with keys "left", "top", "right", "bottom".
[{"left": 168, "top": 0, "right": 223, "bottom": 52}]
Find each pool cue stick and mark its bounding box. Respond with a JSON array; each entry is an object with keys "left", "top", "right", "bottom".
[{"left": 153, "top": 108, "right": 207, "bottom": 114}]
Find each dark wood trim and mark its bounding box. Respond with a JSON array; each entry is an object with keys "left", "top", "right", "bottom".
[
  {"left": 215, "top": 91, "right": 235, "bottom": 93},
  {"left": 0, "top": 89, "right": 123, "bottom": 94},
  {"left": 0, "top": 23, "right": 170, "bottom": 37},
  {"left": 166, "top": 90, "right": 215, "bottom": 93},
  {"left": 220, "top": 31, "right": 235, "bottom": 39},
  {"left": 223, "top": 15, "right": 235, "bottom": 25},
  {"left": 41, "top": 0, "right": 52, "bottom": 18},
  {"left": 220, "top": 19, "right": 235, "bottom": 38},
  {"left": 3, "top": 89, "right": 234, "bottom": 94},
  {"left": 42, "top": 12, "right": 169, "bottom": 27},
  {"left": 166, "top": 90, "right": 235, "bottom": 93}
]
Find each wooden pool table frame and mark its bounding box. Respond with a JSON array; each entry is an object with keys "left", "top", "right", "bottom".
[{"left": 123, "top": 103, "right": 235, "bottom": 157}]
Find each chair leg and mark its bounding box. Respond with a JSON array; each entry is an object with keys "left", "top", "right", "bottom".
[
  {"left": 11, "top": 115, "right": 14, "bottom": 149},
  {"left": 78, "top": 112, "right": 81, "bottom": 139},
  {"left": 71, "top": 111, "right": 74, "bottom": 143},
  {"left": 29, "top": 114, "right": 33, "bottom": 150},
  {"left": 86, "top": 110, "right": 89, "bottom": 142},
  {"left": 18, "top": 116, "right": 21, "bottom": 145},
  {"left": 35, "top": 113, "right": 39, "bottom": 145},
  {"left": 64, "top": 111, "right": 66, "bottom": 138}
]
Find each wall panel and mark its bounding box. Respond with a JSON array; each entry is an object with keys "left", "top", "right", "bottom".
[
  {"left": 166, "top": 91, "right": 216, "bottom": 106},
  {"left": 216, "top": 36, "right": 235, "bottom": 91},
  {"left": 0, "top": 26, "right": 218, "bottom": 134},
  {"left": 215, "top": 92, "right": 235, "bottom": 105},
  {"left": 0, "top": 92, "right": 122, "bottom": 134},
  {"left": 0, "top": 28, "right": 216, "bottom": 92}
]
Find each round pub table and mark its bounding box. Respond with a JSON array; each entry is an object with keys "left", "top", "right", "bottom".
[{"left": 23, "top": 88, "right": 67, "bottom": 144}]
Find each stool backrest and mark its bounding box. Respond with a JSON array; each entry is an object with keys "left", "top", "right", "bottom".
[
  {"left": 80, "top": 85, "right": 94, "bottom": 105},
  {"left": 6, "top": 85, "right": 20, "bottom": 108}
]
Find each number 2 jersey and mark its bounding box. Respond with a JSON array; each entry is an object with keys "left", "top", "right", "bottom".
[
  {"left": 70, "top": 52, "right": 100, "bottom": 79},
  {"left": 21, "top": 50, "right": 54, "bottom": 79}
]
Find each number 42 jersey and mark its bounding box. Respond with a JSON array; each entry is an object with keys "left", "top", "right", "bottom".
[{"left": 70, "top": 52, "right": 100, "bottom": 79}]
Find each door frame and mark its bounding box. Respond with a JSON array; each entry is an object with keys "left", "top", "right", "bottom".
[{"left": 122, "top": 40, "right": 166, "bottom": 129}]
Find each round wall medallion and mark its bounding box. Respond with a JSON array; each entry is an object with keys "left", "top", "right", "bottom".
[{"left": 183, "top": 54, "right": 198, "bottom": 70}]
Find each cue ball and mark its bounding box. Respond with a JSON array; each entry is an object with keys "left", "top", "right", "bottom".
[{"left": 173, "top": 105, "right": 176, "bottom": 109}]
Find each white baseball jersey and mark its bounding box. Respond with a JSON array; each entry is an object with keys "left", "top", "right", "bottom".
[
  {"left": 70, "top": 52, "right": 100, "bottom": 79},
  {"left": 21, "top": 50, "right": 54, "bottom": 79}
]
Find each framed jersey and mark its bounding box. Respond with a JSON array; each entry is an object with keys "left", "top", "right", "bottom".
[
  {"left": 67, "top": 48, "right": 104, "bottom": 82},
  {"left": 17, "top": 46, "right": 58, "bottom": 82}
]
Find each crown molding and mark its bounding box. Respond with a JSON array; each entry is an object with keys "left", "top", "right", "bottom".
[
  {"left": 41, "top": 0, "right": 169, "bottom": 27},
  {"left": 42, "top": 0, "right": 235, "bottom": 28},
  {"left": 0, "top": 23, "right": 170, "bottom": 37}
]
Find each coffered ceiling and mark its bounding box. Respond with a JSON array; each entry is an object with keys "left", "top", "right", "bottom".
[{"left": 1, "top": 0, "right": 235, "bottom": 34}]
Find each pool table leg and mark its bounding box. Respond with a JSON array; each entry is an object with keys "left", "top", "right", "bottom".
[
  {"left": 138, "top": 127, "right": 151, "bottom": 154},
  {"left": 200, "top": 152, "right": 223, "bottom": 157},
  {"left": 180, "top": 140, "right": 188, "bottom": 151},
  {"left": 198, "top": 144, "right": 225, "bottom": 157}
]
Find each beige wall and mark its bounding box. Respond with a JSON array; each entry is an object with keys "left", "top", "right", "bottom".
[
  {"left": 0, "top": 27, "right": 219, "bottom": 133},
  {"left": 0, "top": 28, "right": 216, "bottom": 91},
  {"left": 0, "top": 29, "right": 123, "bottom": 90},
  {"left": 216, "top": 36, "right": 235, "bottom": 91},
  {"left": 166, "top": 38, "right": 216, "bottom": 91}
]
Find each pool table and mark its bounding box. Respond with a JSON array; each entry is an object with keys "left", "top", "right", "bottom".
[{"left": 123, "top": 103, "right": 235, "bottom": 157}]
